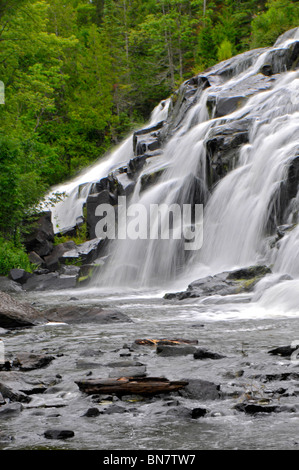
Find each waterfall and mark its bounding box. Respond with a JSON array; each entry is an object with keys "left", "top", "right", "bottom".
[
  {"left": 46, "top": 99, "right": 170, "bottom": 233},
  {"left": 47, "top": 28, "right": 299, "bottom": 292}
]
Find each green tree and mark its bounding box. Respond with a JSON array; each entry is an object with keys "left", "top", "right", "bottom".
[{"left": 251, "top": 0, "right": 299, "bottom": 48}]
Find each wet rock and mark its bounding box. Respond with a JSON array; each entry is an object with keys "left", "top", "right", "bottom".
[
  {"left": 0, "top": 371, "right": 51, "bottom": 397},
  {"left": 83, "top": 407, "right": 101, "bottom": 417},
  {"left": 0, "top": 403, "right": 23, "bottom": 418},
  {"left": 166, "top": 406, "right": 193, "bottom": 419},
  {"left": 268, "top": 344, "right": 299, "bottom": 358},
  {"left": 60, "top": 238, "right": 104, "bottom": 266},
  {"left": 12, "top": 353, "right": 55, "bottom": 371},
  {"left": 44, "top": 429, "right": 75, "bottom": 440},
  {"left": 0, "top": 381, "right": 31, "bottom": 403},
  {"left": 156, "top": 344, "right": 197, "bottom": 357},
  {"left": 0, "top": 291, "right": 43, "bottom": 328},
  {"left": 253, "top": 372, "right": 299, "bottom": 383},
  {"left": 23, "top": 272, "right": 77, "bottom": 291},
  {"left": 101, "top": 404, "right": 128, "bottom": 414},
  {"left": 28, "top": 251, "right": 46, "bottom": 268},
  {"left": 234, "top": 402, "right": 280, "bottom": 414},
  {"left": 0, "top": 392, "right": 5, "bottom": 405},
  {"left": 60, "top": 265, "right": 81, "bottom": 277},
  {"left": 193, "top": 348, "right": 226, "bottom": 360},
  {"left": 44, "top": 306, "right": 131, "bottom": 325},
  {"left": 23, "top": 212, "right": 54, "bottom": 257},
  {"left": 108, "top": 366, "right": 147, "bottom": 378},
  {"left": 164, "top": 265, "right": 272, "bottom": 300},
  {"left": 86, "top": 190, "right": 117, "bottom": 239},
  {"left": 0, "top": 277, "right": 23, "bottom": 293},
  {"left": 133, "top": 121, "right": 165, "bottom": 154},
  {"left": 9, "top": 269, "right": 33, "bottom": 285},
  {"left": 191, "top": 407, "right": 208, "bottom": 419},
  {"left": 178, "top": 379, "right": 221, "bottom": 400},
  {"left": 43, "top": 241, "right": 77, "bottom": 271}
]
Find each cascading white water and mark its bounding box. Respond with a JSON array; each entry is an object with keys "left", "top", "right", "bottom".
[
  {"left": 48, "top": 27, "right": 299, "bottom": 295},
  {"left": 46, "top": 99, "right": 170, "bottom": 233}
]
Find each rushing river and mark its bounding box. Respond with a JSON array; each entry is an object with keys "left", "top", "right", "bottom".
[{"left": 1, "top": 283, "right": 298, "bottom": 450}]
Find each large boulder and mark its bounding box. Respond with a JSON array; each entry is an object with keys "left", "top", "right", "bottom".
[
  {"left": 43, "top": 241, "right": 77, "bottom": 271},
  {"left": 164, "top": 265, "right": 272, "bottom": 300},
  {"left": 0, "top": 291, "right": 42, "bottom": 328},
  {"left": 23, "top": 212, "right": 54, "bottom": 257}
]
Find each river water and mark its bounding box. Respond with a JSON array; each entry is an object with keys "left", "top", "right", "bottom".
[{"left": 1, "top": 282, "right": 298, "bottom": 450}]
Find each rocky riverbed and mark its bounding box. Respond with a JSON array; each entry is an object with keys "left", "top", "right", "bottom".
[{"left": 0, "top": 283, "right": 298, "bottom": 450}]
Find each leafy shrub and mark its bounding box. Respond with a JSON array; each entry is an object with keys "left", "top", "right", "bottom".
[{"left": 0, "top": 238, "right": 33, "bottom": 276}]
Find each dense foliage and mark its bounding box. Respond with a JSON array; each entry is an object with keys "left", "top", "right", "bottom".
[{"left": 0, "top": 0, "right": 298, "bottom": 271}]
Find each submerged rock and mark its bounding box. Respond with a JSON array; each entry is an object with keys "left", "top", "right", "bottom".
[
  {"left": 193, "top": 348, "right": 226, "bottom": 360},
  {"left": 234, "top": 402, "right": 280, "bottom": 414},
  {"left": 44, "top": 305, "right": 132, "bottom": 325},
  {"left": 44, "top": 429, "right": 75, "bottom": 440},
  {"left": 178, "top": 379, "right": 221, "bottom": 400}
]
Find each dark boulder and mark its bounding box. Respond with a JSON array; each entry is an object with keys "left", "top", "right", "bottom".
[
  {"left": 86, "top": 190, "right": 117, "bottom": 239},
  {"left": 268, "top": 344, "right": 299, "bottom": 358},
  {"left": 156, "top": 344, "right": 197, "bottom": 357},
  {"left": 9, "top": 269, "right": 33, "bottom": 285},
  {"left": 193, "top": 348, "right": 226, "bottom": 360},
  {"left": 234, "top": 402, "right": 280, "bottom": 414},
  {"left": 23, "top": 212, "right": 54, "bottom": 257}
]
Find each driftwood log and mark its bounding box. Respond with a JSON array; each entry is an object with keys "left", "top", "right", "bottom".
[
  {"left": 75, "top": 376, "right": 188, "bottom": 397},
  {"left": 134, "top": 338, "right": 198, "bottom": 346}
]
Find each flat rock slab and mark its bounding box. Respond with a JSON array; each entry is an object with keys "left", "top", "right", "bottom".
[
  {"left": 76, "top": 376, "right": 189, "bottom": 397},
  {"left": 0, "top": 291, "right": 43, "bottom": 328},
  {"left": 0, "top": 371, "right": 54, "bottom": 399},
  {"left": 44, "top": 306, "right": 132, "bottom": 325},
  {"left": 12, "top": 353, "right": 55, "bottom": 371}
]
